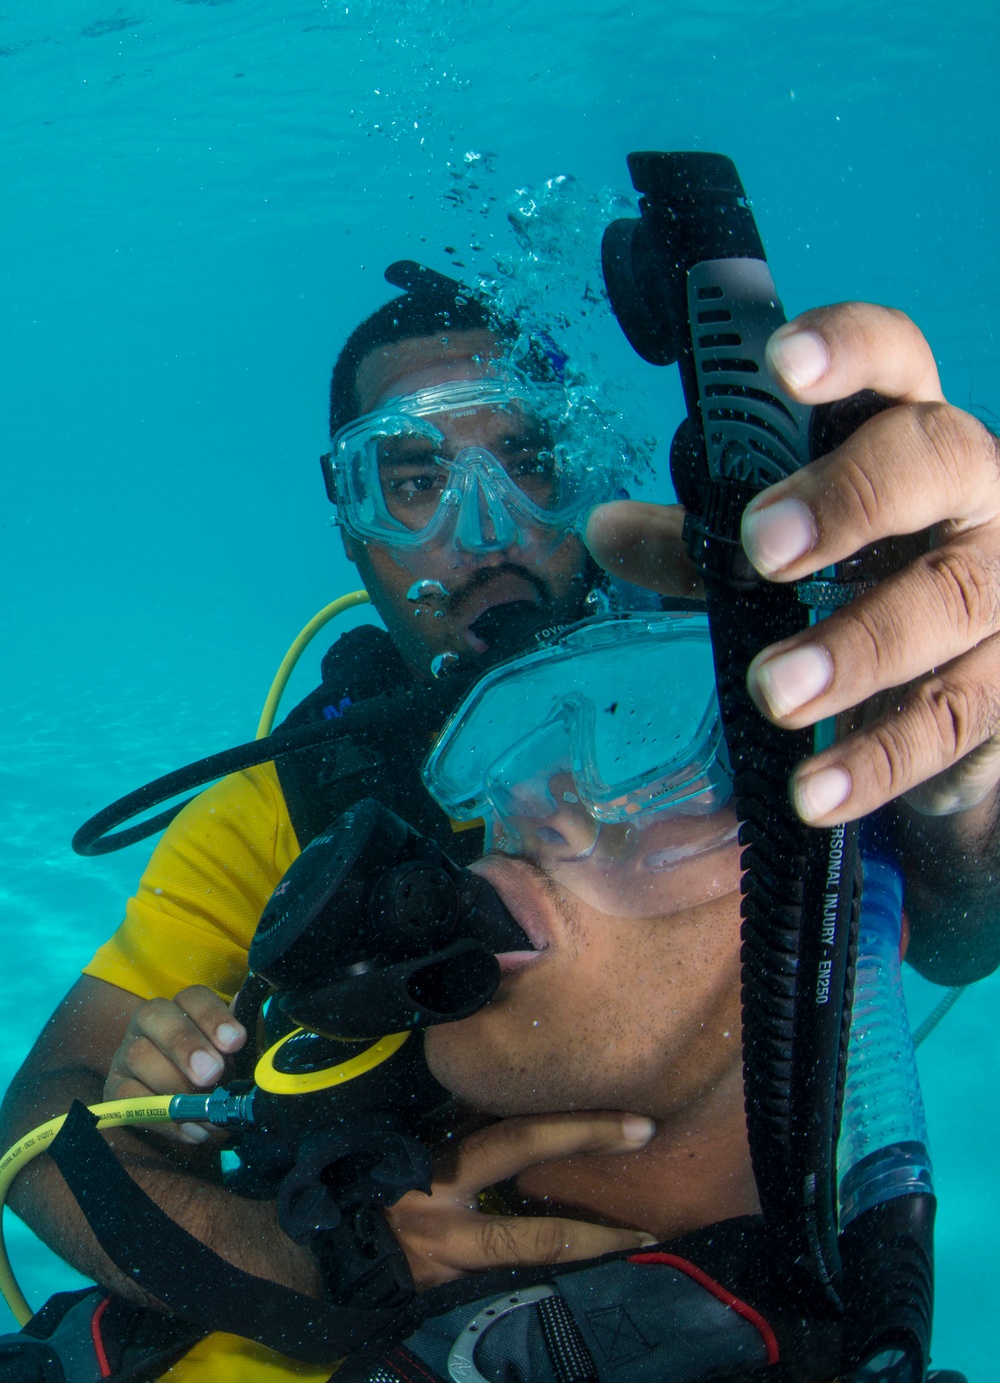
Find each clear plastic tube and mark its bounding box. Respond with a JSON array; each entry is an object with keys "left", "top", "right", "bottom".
[{"left": 837, "top": 857, "right": 934, "bottom": 1229}]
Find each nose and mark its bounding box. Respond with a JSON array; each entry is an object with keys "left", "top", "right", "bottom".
[
  {"left": 452, "top": 448, "right": 522, "bottom": 553},
  {"left": 507, "top": 785, "right": 602, "bottom": 869}
]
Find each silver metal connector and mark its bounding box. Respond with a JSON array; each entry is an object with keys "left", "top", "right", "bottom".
[{"left": 168, "top": 1086, "right": 256, "bottom": 1128}]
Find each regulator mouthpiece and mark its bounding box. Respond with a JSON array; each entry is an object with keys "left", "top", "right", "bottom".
[
  {"left": 249, "top": 799, "right": 529, "bottom": 1037},
  {"left": 276, "top": 940, "right": 501, "bottom": 1040}
]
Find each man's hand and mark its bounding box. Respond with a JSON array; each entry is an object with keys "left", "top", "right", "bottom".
[
  {"left": 587, "top": 302, "right": 1000, "bottom": 830},
  {"left": 386, "top": 1112, "right": 656, "bottom": 1290},
  {"left": 105, "top": 985, "right": 246, "bottom": 1144},
  {"left": 1, "top": 976, "right": 321, "bottom": 1304}
]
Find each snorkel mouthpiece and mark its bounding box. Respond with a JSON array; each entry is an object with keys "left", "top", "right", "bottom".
[
  {"left": 430, "top": 599, "right": 578, "bottom": 681},
  {"left": 249, "top": 798, "right": 529, "bottom": 1039},
  {"left": 468, "top": 600, "right": 573, "bottom": 656}
]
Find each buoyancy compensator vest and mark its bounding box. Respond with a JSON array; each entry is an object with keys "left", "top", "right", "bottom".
[
  {"left": 334, "top": 1218, "right": 787, "bottom": 1383},
  {"left": 0, "top": 1286, "right": 202, "bottom": 1383},
  {"left": 273, "top": 625, "right": 484, "bottom": 863}
]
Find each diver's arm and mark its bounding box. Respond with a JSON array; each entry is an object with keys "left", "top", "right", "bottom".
[
  {"left": 587, "top": 303, "right": 1000, "bottom": 983},
  {"left": 886, "top": 796, "right": 1000, "bottom": 984},
  {"left": 0, "top": 975, "right": 323, "bottom": 1308}
]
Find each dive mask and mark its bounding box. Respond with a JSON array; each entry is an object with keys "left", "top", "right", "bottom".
[
  {"left": 423, "top": 607, "right": 733, "bottom": 843},
  {"left": 323, "top": 378, "right": 624, "bottom": 558}
]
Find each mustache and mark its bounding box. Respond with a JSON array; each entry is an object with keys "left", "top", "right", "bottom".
[{"left": 446, "top": 563, "right": 552, "bottom": 616}]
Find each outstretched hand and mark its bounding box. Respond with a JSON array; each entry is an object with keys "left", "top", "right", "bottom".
[
  {"left": 386, "top": 1111, "right": 656, "bottom": 1290},
  {"left": 587, "top": 302, "right": 1000, "bottom": 830}
]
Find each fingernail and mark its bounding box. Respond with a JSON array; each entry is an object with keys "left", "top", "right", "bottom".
[
  {"left": 742, "top": 496, "right": 817, "bottom": 575},
  {"left": 752, "top": 644, "right": 833, "bottom": 718},
  {"left": 793, "top": 766, "right": 853, "bottom": 823},
  {"left": 190, "top": 1050, "right": 223, "bottom": 1084},
  {"left": 622, "top": 1116, "right": 656, "bottom": 1145},
  {"left": 216, "top": 1023, "right": 243, "bottom": 1049},
  {"left": 179, "top": 1122, "right": 210, "bottom": 1144},
  {"left": 767, "top": 328, "right": 830, "bottom": 390},
  {"left": 636, "top": 1233, "right": 658, "bottom": 1247}
]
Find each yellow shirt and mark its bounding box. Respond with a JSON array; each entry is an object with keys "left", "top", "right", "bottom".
[
  {"left": 85, "top": 760, "right": 298, "bottom": 1002},
  {"left": 84, "top": 761, "right": 339, "bottom": 1383}
]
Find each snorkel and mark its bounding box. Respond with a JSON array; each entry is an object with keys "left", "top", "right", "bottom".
[{"left": 601, "top": 153, "right": 934, "bottom": 1381}]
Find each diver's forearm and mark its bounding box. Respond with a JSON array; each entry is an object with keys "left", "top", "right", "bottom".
[
  {"left": 1, "top": 1068, "right": 321, "bottom": 1309},
  {"left": 8, "top": 1141, "right": 322, "bottom": 1309},
  {"left": 0, "top": 1056, "right": 159, "bottom": 1305},
  {"left": 892, "top": 795, "right": 1000, "bottom": 984},
  {"left": 9, "top": 1152, "right": 179, "bottom": 1309}
]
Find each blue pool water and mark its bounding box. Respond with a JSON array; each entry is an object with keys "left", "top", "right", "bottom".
[{"left": 2, "top": 1, "right": 998, "bottom": 1375}]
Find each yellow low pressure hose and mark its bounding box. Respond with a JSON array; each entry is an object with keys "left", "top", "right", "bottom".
[
  {"left": 255, "top": 590, "right": 370, "bottom": 740},
  {"left": 0, "top": 1097, "right": 176, "bottom": 1326}
]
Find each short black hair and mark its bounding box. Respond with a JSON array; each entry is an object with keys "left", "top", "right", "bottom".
[
  {"left": 328, "top": 262, "right": 502, "bottom": 437},
  {"left": 328, "top": 260, "right": 562, "bottom": 438}
]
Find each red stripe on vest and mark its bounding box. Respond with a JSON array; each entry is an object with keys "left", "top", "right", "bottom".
[
  {"left": 627, "top": 1251, "right": 780, "bottom": 1364},
  {"left": 90, "top": 1295, "right": 113, "bottom": 1379}
]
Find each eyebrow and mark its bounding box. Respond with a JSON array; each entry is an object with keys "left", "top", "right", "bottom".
[{"left": 375, "top": 438, "right": 441, "bottom": 466}]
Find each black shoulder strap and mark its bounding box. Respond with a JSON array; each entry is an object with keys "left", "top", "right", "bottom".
[
  {"left": 48, "top": 1103, "right": 398, "bottom": 1367},
  {"left": 274, "top": 627, "right": 483, "bottom": 863}
]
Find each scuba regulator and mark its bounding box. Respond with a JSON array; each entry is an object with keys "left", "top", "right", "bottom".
[
  {"left": 0, "top": 806, "right": 528, "bottom": 1366},
  {"left": 602, "top": 152, "right": 934, "bottom": 1382},
  {"left": 168, "top": 797, "right": 532, "bottom": 1313},
  {"left": 0, "top": 598, "right": 573, "bottom": 1359}
]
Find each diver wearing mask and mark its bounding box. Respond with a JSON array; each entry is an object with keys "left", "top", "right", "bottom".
[
  {"left": 277, "top": 260, "right": 630, "bottom": 854},
  {"left": 0, "top": 607, "right": 774, "bottom": 1383},
  {"left": 2, "top": 604, "right": 962, "bottom": 1381},
  {"left": 84, "top": 261, "right": 630, "bottom": 1011}
]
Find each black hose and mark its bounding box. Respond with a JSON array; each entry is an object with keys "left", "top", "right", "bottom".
[
  {"left": 600, "top": 152, "right": 935, "bottom": 1371},
  {"left": 707, "top": 581, "right": 859, "bottom": 1311},
  {"left": 72, "top": 678, "right": 461, "bottom": 857},
  {"left": 73, "top": 598, "right": 568, "bottom": 858},
  {"left": 602, "top": 149, "right": 859, "bottom": 1317}
]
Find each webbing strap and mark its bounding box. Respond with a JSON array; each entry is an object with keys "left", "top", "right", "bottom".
[
  {"left": 49, "top": 1102, "right": 397, "bottom": 1366},
  {"left": 360, "top": 1344, "right": 450, "bottom": 1383},
  {"left": 537, "top": 1294, "right": 598, "bottom": 1383}
]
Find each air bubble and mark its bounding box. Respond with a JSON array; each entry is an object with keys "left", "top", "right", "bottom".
[
  {"left": 407, "top": 579, "right": 450, "bottom": 602},
  {"left": 430, "top": 651, "right": 460, "bottom": 678}
]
